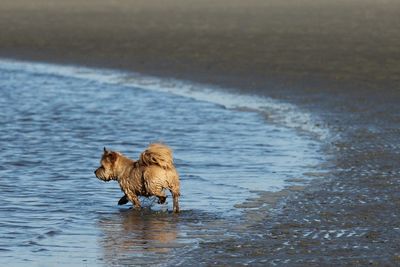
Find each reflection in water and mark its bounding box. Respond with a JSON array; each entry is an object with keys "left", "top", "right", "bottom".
[{"left": 98, "top": 209, "right": 180, "bottom": 265}]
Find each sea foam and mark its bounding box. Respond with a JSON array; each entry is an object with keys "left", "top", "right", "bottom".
[{"left": 0, "top": 58, "right": 330, "bottom": 140}]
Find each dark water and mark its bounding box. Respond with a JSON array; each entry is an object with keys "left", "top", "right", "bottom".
[{"left": 0, "top": 60, "right": 324, "bottom": 266}]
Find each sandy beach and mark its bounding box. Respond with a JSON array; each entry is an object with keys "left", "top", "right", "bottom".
[{"left": 1, "top": 0, "right": 399, "bottom": 265}]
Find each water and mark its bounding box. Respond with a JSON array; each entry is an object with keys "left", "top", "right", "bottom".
[{"left": 0, "top": 59, "right": 325, "bottom": 266}]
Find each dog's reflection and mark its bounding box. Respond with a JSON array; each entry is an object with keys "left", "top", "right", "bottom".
[{"left": 98, "top": 208, "right": 179, "bottom": 263}]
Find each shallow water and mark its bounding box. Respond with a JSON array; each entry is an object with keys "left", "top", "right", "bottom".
[{"left": 0, "top": 59, "right": 324, "bottom": 266}]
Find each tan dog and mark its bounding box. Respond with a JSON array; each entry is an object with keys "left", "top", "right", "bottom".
[{"left": 95, "top": 143, "right": 180, "bottom": 213}]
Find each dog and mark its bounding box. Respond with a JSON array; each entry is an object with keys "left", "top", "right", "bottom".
[{"left": 94, "top": 143, "right": 180, "bottom": 213}]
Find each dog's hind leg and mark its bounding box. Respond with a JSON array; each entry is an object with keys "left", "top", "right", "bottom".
[
  {"left": 144, "top": 181, "right": 166, "bottom": 205},
  {"left": 172, "top": 192, "right": 180, "bottom": 213},
  {"left": 170, "top": 189, "right": 180, "bottom": 213},
  {"left": 143, "top": 169, "right": 167, "bottom": 205}
]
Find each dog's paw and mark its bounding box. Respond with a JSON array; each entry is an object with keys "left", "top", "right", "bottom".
[{"left": 118, "top": 195, "right": 129, "bottom": 205}]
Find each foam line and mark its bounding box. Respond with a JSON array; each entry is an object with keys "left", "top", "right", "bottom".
[{"left": 0, "top": 58, "right": 330, "bottom": 139}]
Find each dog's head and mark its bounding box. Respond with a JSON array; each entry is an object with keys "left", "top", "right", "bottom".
[{"left": 94, "top": 147, "right": 119, "bottom": 182}]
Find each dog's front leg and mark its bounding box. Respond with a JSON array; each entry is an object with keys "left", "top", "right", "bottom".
[
  {"left": 125, "top": 192, "right": 141, "bottom": 210},
  {"left": 118, "top": 195, "right": 129, "bottom": 205}
]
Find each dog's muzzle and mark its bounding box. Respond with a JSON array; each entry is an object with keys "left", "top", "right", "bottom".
[{"left": 94, "top": 167, "right": 110, "bottom": 181}]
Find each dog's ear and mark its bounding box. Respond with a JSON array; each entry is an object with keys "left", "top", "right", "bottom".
[
  {"left": 107, "top": 152, "right": 118, "bottom": 163},
  {"left": 104, "top": 147, "right": 107, "bottom": 153}
]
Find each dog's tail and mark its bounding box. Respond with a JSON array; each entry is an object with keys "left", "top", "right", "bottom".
[{"left": 139, "top": 143, "right": 175, "bottom": 169}]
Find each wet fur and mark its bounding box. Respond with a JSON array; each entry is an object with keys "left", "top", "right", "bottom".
[{"left": 95, "top": 143, "right": 180, "bottom": 213}]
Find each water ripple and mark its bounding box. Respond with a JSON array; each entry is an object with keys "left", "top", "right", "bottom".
[{"left": 0, "top": 59, "right": 325, "bottom": 266}]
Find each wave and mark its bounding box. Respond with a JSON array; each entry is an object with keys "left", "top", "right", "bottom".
[{"left": 0, "top": 58, "right": 330, "bottom": 140}]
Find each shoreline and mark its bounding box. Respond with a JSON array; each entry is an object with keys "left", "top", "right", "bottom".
[{"left": 1, "top": 0, "right": 399, "bottom": 264}]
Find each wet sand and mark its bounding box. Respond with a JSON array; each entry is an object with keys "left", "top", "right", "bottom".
[
  {"left": 1, "top": 0, "right": 399, "bottom": 90},
  {"left": 1, "top": 0, "right": 399, "bottom": 265}
]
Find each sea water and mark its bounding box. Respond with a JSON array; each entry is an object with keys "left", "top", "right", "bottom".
[{"left": 0, "top": 59, "right": 325, "bottom": 266}]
